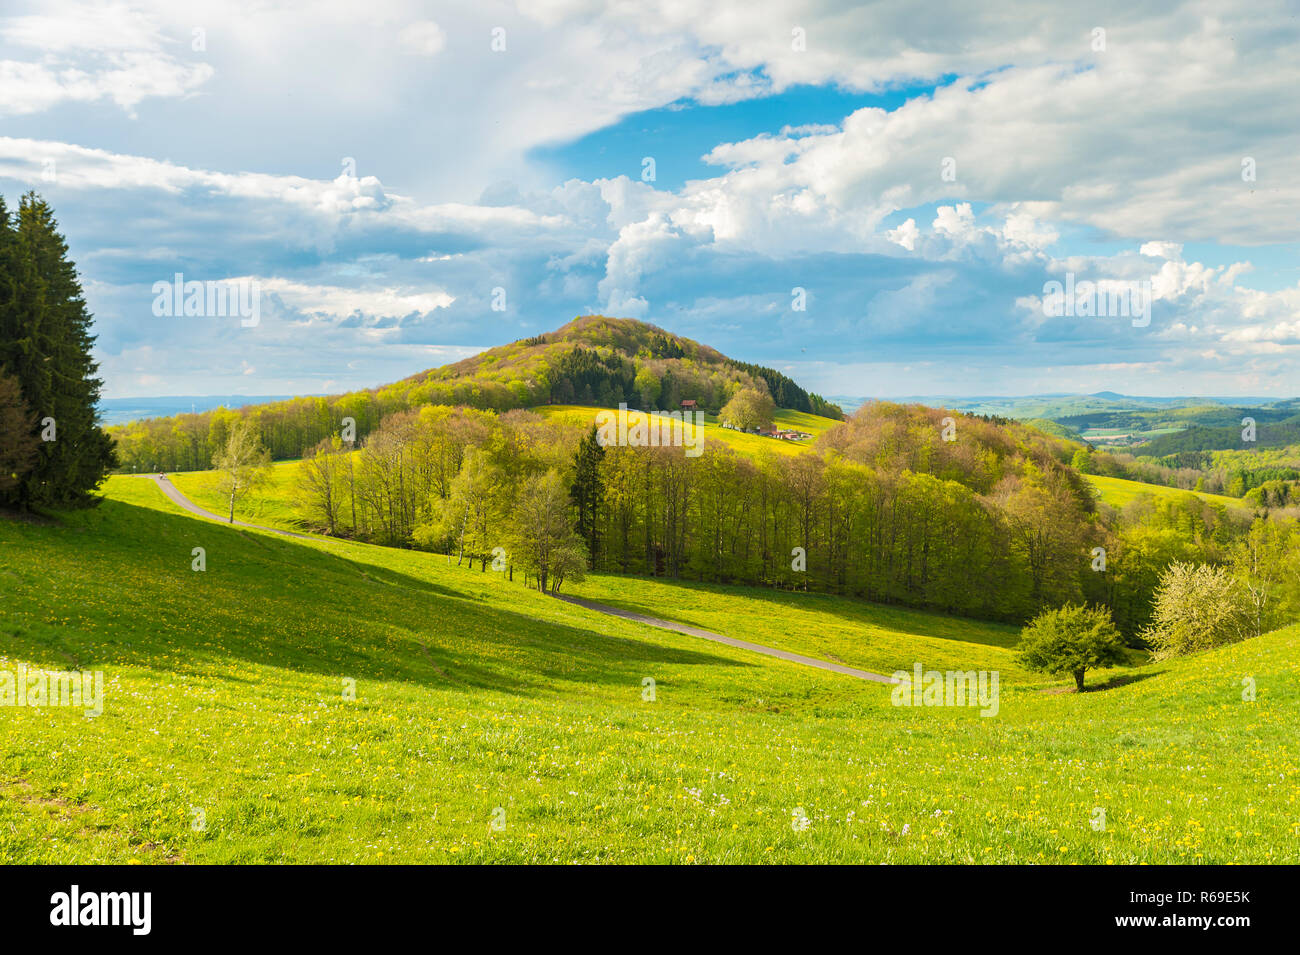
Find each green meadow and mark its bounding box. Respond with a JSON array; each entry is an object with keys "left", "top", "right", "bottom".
[
  {"left": 1084, "top": 473, "right": 1244, "bottom": 509},
  {"left": 535, "top": 404, "right": 835, "bottom": 457},
  {"left": 2, "top": 475, "right": 1297, "bottom": 864}
]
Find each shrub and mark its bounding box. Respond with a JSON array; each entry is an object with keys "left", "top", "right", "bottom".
[{"left": 1141, "top": 562, "right": 1248, "bottom": 658}]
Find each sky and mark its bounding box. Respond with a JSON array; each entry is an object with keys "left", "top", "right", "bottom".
[{"left": 1, "top": 0, "right": 1298, "bottom": 400}]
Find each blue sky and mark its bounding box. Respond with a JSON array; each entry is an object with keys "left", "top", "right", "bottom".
[
  {"left": 1, "top": 0, "right": 1298, "bottom": 400},
  {"left": 531, "top": 82, "right": 937, "bottom": 191}
]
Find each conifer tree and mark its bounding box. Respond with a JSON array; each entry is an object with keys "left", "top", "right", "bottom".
[
  {"left": 0, "top": 369, "right": 38, "bottom": 492},
  {"left": 0, "top": 193, "right": 116, "bottom": 509},
  {"left": 570, "top": 425, "right": 604, "bottom": 564}
]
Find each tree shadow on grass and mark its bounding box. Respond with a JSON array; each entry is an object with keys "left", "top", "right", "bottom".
[
  {"left": 1, "top": 498, "right": 753, "bottom": 700},
  {"left": 570, "top": 572, "right": 1022, "bottom": 650},
  {"left": 1038, "top": 671, "right": 1165, "bottom": 694},
  {"left": 1086, "top": 670, "right": 1165, "bottom": 692}
]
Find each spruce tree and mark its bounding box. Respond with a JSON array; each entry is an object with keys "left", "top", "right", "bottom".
[
  {"left": 0, "top": 193, "right": 115, "bottom": 509},
  {"left": 0, "top": 369, "right": 38, "bottom": 491},
  {"left": 570, "top": 425, "right": 605, "bottom": 565}
]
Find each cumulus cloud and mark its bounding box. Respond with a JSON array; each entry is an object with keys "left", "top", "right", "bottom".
[
  {"left": 0, "top": 1, "right": 212, "bottom": 116},
  {"left": 2, "top": 0, "right": 1298, "bottom": 396}
]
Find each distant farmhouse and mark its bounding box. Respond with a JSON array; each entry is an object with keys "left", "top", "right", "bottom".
[
  {"left": 680, "top": 399, "right": 697, "bottom": 410},
  {"left": 717, "top": 414, "right": 812, "bottom": 442}
]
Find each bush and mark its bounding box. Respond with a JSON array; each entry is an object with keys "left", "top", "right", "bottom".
[
  {"left": 1017, "top": 603, "right": 1127, "bottom": 691},
  {"left": 1141, "top": 562, "right": 1249, "bottom": 658}
]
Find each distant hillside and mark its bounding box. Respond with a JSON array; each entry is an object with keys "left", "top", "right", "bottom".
[
  {"left": 1136, "top": 414, "right": 1300, "bottom": 455},
  {"left": 109, "top": 316, "right": 842, "bottom": 472},
  {"left": 98, "top": 395, "right": 298, "bottom": 426},
  {"left": 1022, "top": 417, "right": 1086, "bottom": 443}
]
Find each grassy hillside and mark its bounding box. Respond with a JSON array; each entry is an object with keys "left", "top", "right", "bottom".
[
  {"left": 564, "top": 574, "right": 1043, "bottom": 680},
  {"left": 1085, "top": 473, "right": 1243, "bottom": 509},
  {"left": 535, "top": 405, "right": 838, "bottom": 458},
  {"left": 2, "top": 477, "right": 1298, "bottom": 863},
  {"left": 170, "top": 464, "right": 307, "bottom": 532}
]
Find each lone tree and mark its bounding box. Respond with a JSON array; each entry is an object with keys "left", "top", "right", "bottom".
[
  {"left": 1017, "top": 603, "right": 1127, "bottom": 691},
  {"left": 212, "top": 418, "right": 272, "bottom": 523},
  {"left": 0, "top": 193, "right": 116, "bottom": 509},
  {"left": 721, "top": 386, "right": 776, "bottom": 432},
  {"left": 0, "top": 369, "right": 39, "bottom": 493}
]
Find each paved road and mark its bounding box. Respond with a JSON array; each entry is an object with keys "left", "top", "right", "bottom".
[
  {"left": 551, "top": 593, "right": 899, "bottom": 684},
  {"left": 146, "top": 474, "right": 318, "bottom": 542},
  {"left": 147, "top": 474, "right": 895, "bottom": 684}
]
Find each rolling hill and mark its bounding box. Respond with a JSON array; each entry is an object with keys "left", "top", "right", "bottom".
[
  {"left": 3, "top": 475, "right": 1298, "bottom": 863},
  {"left": 108, "top": 316, "right": 843, "bottom": 474}
]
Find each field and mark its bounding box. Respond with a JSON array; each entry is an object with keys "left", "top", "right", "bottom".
[
  {"left": 2, "top": 476, "right": 1298, "bottom": 864},
  {"left": 1084, "top": 473, "right": 1243, "bottom": 509},
  {"left": 534, "top": 404, "right": 836, "bottom": 457},
  {"left": 1079, "top": 427, "right": 1183, "bottom": 448},
  {"left": 169, "top": 463, "right": 306, "bottom": 533}
]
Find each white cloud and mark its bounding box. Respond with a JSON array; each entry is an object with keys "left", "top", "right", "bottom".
[
  {"left": 398, "top": 20, "right": 445, "bottom": 56},
  {"left": 259, "top": 278, "right": 455, "bottom": 320}
]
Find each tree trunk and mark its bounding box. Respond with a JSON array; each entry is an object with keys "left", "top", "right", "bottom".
[
  {"left": 1073, "top": 669, "right": 1085, "bottom": 692},
  {"left": 228, "top": 486, "right": 236, "bottom": 523}
]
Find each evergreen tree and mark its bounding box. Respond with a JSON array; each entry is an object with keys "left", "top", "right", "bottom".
[
  {"left": 570, "top": 425, "right": 605, "bottom": 564},
  {"left": 0, "top": 369, "right": 38, "bottom": 492},
  {"left": 0, "top": 193, "right": 116, "bottom": 509}
]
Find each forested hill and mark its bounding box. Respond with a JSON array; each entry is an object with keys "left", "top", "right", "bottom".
[
  {"left": 1135, "top": 413, "right": 1300, "bottom": 455},
  {"left": 402, "top": 316, "right": 841, "bottom": 417},
  {"left": 109, "top": 315, "right": 842, "bottom": 472}
]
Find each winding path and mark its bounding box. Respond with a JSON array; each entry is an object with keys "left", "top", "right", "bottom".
[
  {"left": 146, "top": 474, "right": 896, "bottom": 684},
  {"left": 551, "top": 593, "right": 899, "bottom": 684},
  {"left": 146, "top": 474, "right": 318, "bottom": 541}
]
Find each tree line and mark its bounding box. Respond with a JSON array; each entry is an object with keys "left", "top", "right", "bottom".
[{"left": 272, "top": 399, "right": 1298, "bottom": 636}]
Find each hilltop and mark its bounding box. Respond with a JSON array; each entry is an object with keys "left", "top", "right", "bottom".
[
  {"left": 109, "top": 316, "right": 841, "bottom": 472},
  {"left": 399, "top": 316, "right": 841, "bottom": 417}
]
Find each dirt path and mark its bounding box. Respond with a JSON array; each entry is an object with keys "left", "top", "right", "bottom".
[
  {"left": 146, "top": 474, "right": 895, "bottom": 685},
  {"left": 146, "top": 474, "right": 318, "bottom": 542},
  {"left": 551, "top": 593, "right": 898, "bottom": 684}
]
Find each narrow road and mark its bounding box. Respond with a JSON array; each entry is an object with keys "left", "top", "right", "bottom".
[
  {"left": 147, "top": 474, "right": 895, "bottom": 684},
  {"left": 551, "top": 593, "right": 899, "bottom": 684},
  {"left": 146, "top": 474, "right": 318, "bottom": 542}
]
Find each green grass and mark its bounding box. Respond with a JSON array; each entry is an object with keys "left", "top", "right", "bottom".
[
  {"left": 566, "top": 574, "right": 1052, "bottom": 681},
  {"left": 169, "top": 464, "right": 307, "bottom": 532},
  {"left": 534, "top": 404, "right": 836, "bottom": 457},
  {"left": 2, "top": 476, "right": 1297, "bottom": 864},
  {"left": 1085, "top": 473, "right": 1242, "bottom": 509}
]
